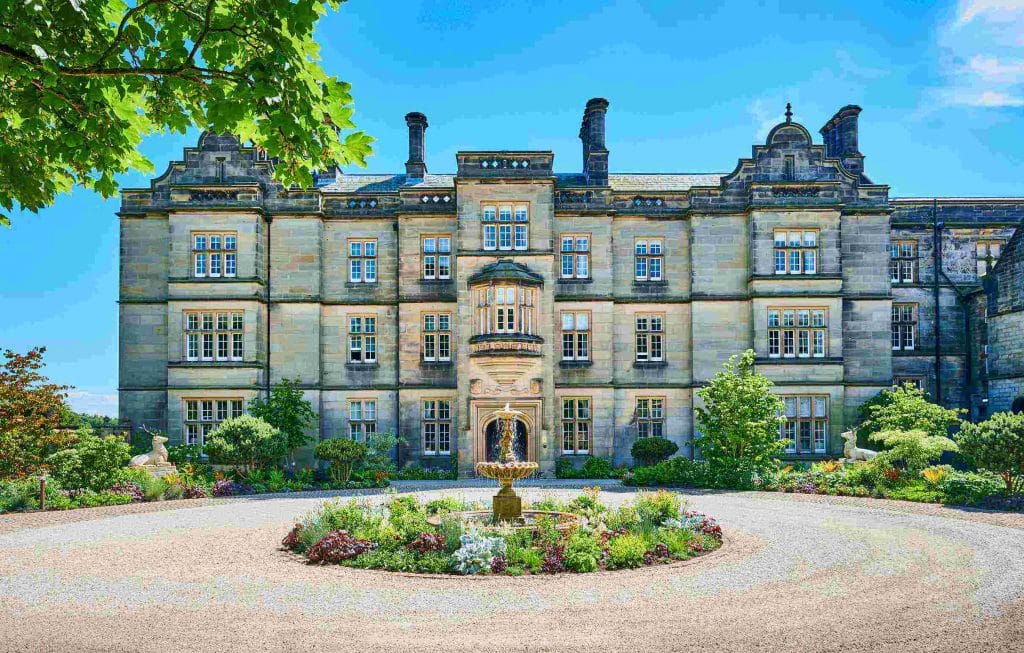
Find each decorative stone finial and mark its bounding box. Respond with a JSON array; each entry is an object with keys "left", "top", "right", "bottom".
[{"left": 785, "top": 102, "right": 793, "bottom": 123}]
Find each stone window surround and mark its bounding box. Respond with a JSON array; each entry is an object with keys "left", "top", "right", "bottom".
[
  {"left": 348, "top": 238, "right": 378, "bottom": 284},
  {"left": 779, "top": 395, "right": 828, "bottom": 454},
  {"left": 421, "top": 234, "right": 452, "bottom": 280},
  {"left": 183, "top": 310, "right": 244, "bottom": 362},
  {"left": 191, "top": 231, "right": 237, "bottom": 279},
  {"left": 560, "top": 396, "right": 591, "bottom": 455},
  {"left": 481, "top": 201, "right": 530, "bottom": 252},
  {"left": 422, "top": 398, "right": 452, "bottom": 456},
  {"left": 890, "top": 240, "right": 917, "bottom": 284},
  {"left": 348, "top": 399, "right": 377, "bottom": 442},
  {"left": 559, "top": 233, "right": 591, "bottom": 280},
  {"left": 634, "top": 313, "right": 664, "bottom": 363},
  {"left": 421, "top": 311, "right": 452, "bottom": 363},
  {"left": 560, "top": 310, "right": 591, "bottom": 362},
  {"left": 634, "top": 237, "right": 664, "bottom": 282},
  {"left": 773, "top": 228, "right": 818, "bottom": 275},
  {"left": 348, "top": 314, "right": 378, "bottom": 364},
  {"left": 892, "top": 303, "right": 918, "bottom": 351},
  {"left": 768, "top": 307, "right": 828, "bottom": 359},
  {"left": 635, "top": 397, "right": 665, "bottom": 439}
]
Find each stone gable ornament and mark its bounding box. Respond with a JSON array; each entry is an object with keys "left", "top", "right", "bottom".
[{"left": 841, "top": 430, "right": 878, "bottom": 462}]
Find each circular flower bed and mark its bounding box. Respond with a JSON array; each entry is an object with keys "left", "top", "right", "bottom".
[{"left": 281, "top": 488, "right": 723, "bottom": 575}]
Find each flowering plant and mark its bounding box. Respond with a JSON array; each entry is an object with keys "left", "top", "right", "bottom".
[
  {"left": 451, "top": 530, "right": 506, "bottom": 574},
  {"left": 307, "top": 530, "right": 375, "bottom": 564},
  {"left": 108, "top": 481, "right": 144, "bottom": 502}
]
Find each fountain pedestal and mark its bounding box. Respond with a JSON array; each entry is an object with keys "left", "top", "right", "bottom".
[{"left": 474, "top": 404, "right": 538, "bottom": 523}]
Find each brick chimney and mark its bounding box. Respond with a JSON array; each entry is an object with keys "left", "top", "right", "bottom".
[
  {"left": 819, "top": 105, "right": 864, "bottom": 178},
  {"left": 405, "top": 112, "right": 428, "bottom": 179},
  {"left": 580, "top": 98, "right": 609, "bottom": 186}
]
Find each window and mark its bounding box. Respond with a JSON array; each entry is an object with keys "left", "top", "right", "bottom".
[
  {"left": 561, "top": 398, "right": 591, "bottom": 454},
  {"left": 560, "top": 234, "right": 590, "bottom": 279},
  {"left": 977, "top": 240, "right": 1003, "bottom": 277},
  {"left": 349, "top": 239, "right": 377, "bottom": 283},
  {"left": 560, "top": 312, "right": 590, "bottom": 361},
  {"left": 184, "top": 398, "right": 243, "bottom": 446},
  {"left": 482, "top": 203, "right": 528, "bottom": 251},
  {"left": 773, "top": 230, "right": 817, "bottom": 275},
  {"left": 779, "top": 395, "right": 828, "bottom": 454},
  {"left": 422, "top": 400, "right": 452, "bottom": 455},
  {"left": 474, "top": 284, "right": 537, "bottom": 336},
  {"left": 890, "top": 241, "right": 917, "bottom": 283},
  {"left": 184, "top": 311, "right": 243, "bottom": 362},
  {"left": 635, "top": 314, "right": 664, "bottom": 362},
  {"left": 348, "top": 315, "right": 377, "bottom": 363},
  {"left": 784, "top": 155, "right": 795, "bottom": 181},
  {"left": 422, "top": 235, "right": 452, "bottom": 280},
  {"left": 192, "top": 232, "right": 237, "bottom": 278},
  {"left": 348, "top": 400, "right": 376, "bottom": 442},
  {"left": 635, "top": 238, "right": 664, "bottom": 281},
  {"left": 891, "top": 303, "right": 917, "bottom": 351},
  {"left": 768, "top": 308, "right": 827, "bottom": 358},
  {"left": 422, "top": 313, "right": 452, "bottom": 362},
  {"left": 893, "top": 377, "right": 925, "bottom": 391},
  {"left": 635, "top": 398, "right": 665, "bottom": 439}
]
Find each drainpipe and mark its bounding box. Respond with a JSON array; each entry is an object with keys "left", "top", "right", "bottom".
[
  {"left": 265, "top": 214, "right": 273, "bottom": 399},
  {"left": 932, "top": 200, "right": 942, "bottom": 405},
  {"left": 393, "top": 219, "right": 402, "bottom": 470}
]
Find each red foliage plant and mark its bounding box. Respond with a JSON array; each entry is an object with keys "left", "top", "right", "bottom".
[
  {"left": 306, "top": 530, "right": 374, "bottom": 564},
  {"left": 406, "top": 532, "right": 445, "bottom": 553},
  {"left": 282, "top": 524, "right": 303, "bottom": 550}
]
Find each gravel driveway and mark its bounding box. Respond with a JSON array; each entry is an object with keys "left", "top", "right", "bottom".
[{"left": 1, "top": 481, "right": 1023, "bottom": 652}]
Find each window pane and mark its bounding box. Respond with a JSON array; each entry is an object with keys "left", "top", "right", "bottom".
[{"left": 350, "top": 242, "right": 361, "bottom": 257}]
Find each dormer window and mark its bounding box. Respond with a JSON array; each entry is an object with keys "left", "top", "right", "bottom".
[{"left": 482, "top": 203, "right": 529, "bottom": 251}]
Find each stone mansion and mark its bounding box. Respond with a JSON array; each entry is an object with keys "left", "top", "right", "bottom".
[{"left": 118, "top": 98, "right": 1024, "bottom": 474}]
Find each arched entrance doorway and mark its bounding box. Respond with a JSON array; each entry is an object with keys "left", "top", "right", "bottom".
[{"left": 484, "top": 418, "right": 528, "bottom": 462}]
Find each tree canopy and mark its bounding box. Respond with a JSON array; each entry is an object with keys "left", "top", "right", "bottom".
[
  {"left": 0, "top": 0, "right": 373, "bottom": 225},
  {"left": 0, "top": 347, "right": 73, "bottom": 478}
]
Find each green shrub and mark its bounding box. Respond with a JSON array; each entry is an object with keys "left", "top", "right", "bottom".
[
  {"left": 529, "top": 496, "right": 568, "bottom": 513},
  {"left": 0, "top": 477, "right": 51, "bottom": 512},
  {"left": 166, "top": 443, "right": 205, "bottom": 465},
  {"left": 939, "top": 471, "right": 1004, "bottom": 505},
  {"left": 657, "top": 527, "right": 695, "bottom": 558},
  {"left": 858, "top": 384, "right": 965, "bottom": 445},
  {"left": 631, "top": 438, "right": 679, "bottom": 467},
  {"left": 607, "top": 534, "right": 647, "bottom": 569},
  {"left": 46, "top": 432, "right": 130, "bottom": 491},
  {"left": 958, "top": 412, "right": 1024, "bottom": 495},
  {"left": 870, "top": 429, "right": 958, "bottom": 474},
  {"left": 204, "top": 415, "right": 286, "bottom": 471},
  {"left": 75, "top": 490, "right": 133, "bottom": 508},
  {"left": 634, "top": 489, "right": 684, "bottom": 526},
  {"left": 882, "top": 481, "right": 944, "bottom": 504},
  {"left": 510, "top": 546, "right": 544, "bottom": 573},
  {"left": 425, "top": 496, "right": 464, "bottom": 515},
  {"left": 315, "top": 438, "right": 368, "bottom": 484},
  {"left": 436, "top": 514, "right": 465, "bottom": 554},
  {"left": 556, "top": 456, "right": 615, "bottom": 479},
  {"left": 605, "top": 504, "right": 641, "bottom": 532},
  {"left": 564, "top": 531, "right": 601, "bottom": 572}
]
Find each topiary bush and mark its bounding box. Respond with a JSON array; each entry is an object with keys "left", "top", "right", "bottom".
[
  {"left": 204, "top": 415, "right": 286, "bottom": 472},
  {"left": 958, "top": 411, "right": 1024, "bottom": 495},
  {"left": 315, "top": 438, "right": 368, "bottom": 485},
  {"left": 631, "top": 438, "right": 679, "bottom": 467}
]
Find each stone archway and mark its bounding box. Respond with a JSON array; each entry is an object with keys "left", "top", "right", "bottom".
[{"left": 483, "top": 418, "right": 528, "bottom": 462}]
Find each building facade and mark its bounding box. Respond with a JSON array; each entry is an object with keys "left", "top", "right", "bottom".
[{"left": 118, "top": 99, "right": 1024, "bottom": 474}]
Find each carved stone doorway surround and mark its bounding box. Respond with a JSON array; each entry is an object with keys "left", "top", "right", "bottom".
[{"left": 471, "top": 400, "right": 542, "bottom": 465}]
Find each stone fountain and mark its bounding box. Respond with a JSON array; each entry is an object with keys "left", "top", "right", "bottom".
[{"left": 474, "top": 403, "right": 539, "bottom": 522}]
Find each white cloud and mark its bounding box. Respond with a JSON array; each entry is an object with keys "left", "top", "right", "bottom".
[
  {"left": 67, "top": 390, "right": 118, "bottom": 417},
  {"left": 936, "top": 2, "right": 1024, "bottom": 108}
]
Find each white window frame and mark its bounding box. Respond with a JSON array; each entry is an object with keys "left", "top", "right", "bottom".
[
  {"left": 635, "top": 397, "right": 665, "bottom": 439},
  {"left": 560, "top": 311, "right": 590, "bottom": 361},
  {"left": 561, "top": 397, "right": 591, "bottom": 454},
  {"left": 421, "top": 235, "right": 452, "bottom": 280},
  {"left": 422, "top": 313, "right": 452, "bottom": 362},
  {"left": 773, "top": 230, "right": 818, "bottom": 275},
  {"left": 892, "top": 303, "right": 917, "bottom": 351},
  {"left": 779, "top": 395, "right": 828, "bottom": 454},
  {"left": 768, "top": 308, "right": 827, "bottom": 359},
  {"left": 349, "top": 239, "right": 378, "bottom": 283},
  {"left": 183, "top": 398, "right": 243, "bottom": 446},
  {"left": 348, "top": 400, "right": 377, "bottom": 442},
  {"left": 184, "top": 311, "right": 243, "bottom": 362},
  {"left": 482, "top": 203, "right": 528, "bottom": 251},
  {"left": 635, "top": 314, "right": 664, "bottom": 362},
  {"left": 560, "top": 234, "right": 591, "bottom": 279},
  {"left": 635, "top": 238, "right": 664, "bottom": 281},
  {"left": 192, "top": 232, "right": 238, "bottom": 279},
  {"left": 422, "top": 399, "right": 452, "bottom": 456},
  {"left": 348, "top": 315, "right": 378, "bottom": 363}
]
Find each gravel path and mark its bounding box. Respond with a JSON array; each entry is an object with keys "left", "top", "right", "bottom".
[{"left": 2, "top": 481, "right": 1023, "bottom": 652}]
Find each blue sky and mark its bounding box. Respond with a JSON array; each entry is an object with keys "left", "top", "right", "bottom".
[{"left": 1, "top": 0, "right": 1022, "bottom": 416}]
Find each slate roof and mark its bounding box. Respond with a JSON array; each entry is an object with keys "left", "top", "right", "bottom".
[
  {"left": 319, "top": 174, "right": 456, "bottom": 193},
  {"left": 467, "top": 259, "right": 545, "bottom": 286},
  {"left": 320, "top": 172, "right": 724, "bottom": 194}
]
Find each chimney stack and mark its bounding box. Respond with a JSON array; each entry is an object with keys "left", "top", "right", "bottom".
[
  {"left": 819, "top": 105, "right": 864, "bottom": 178},
  {"left": 405, "top": 112, "right": 428, "bottom": 178},
  {"left": 580, "top": 98, "right": 609, "bottom": 186}
]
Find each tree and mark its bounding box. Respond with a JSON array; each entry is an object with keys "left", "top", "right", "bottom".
[
  {"left": 869, "top": 429, "right": 957, "bottom": 474},
  {"left": 248, "top": 379, "right": 315, "bottom": 464},
  {"left": 858, "top": 384, "right": 964, "bottom": 442},
  {"left": 694, "top": 350, "right": 786, "bottom": 472},
  {"left": 958, "top": 412, "right": 1024, "bottom": 495},
  {"left": 0, "top": 347, "right": 73, "bottom": 477},
  {"left": 0, "top": 0, "right": 373, "bottom": 225},
  {"left": 314, "top": 438, "right": 366, "bottom": 485},
  {"left": 204, "top": 414, "right": 285, "bottom": 472}
]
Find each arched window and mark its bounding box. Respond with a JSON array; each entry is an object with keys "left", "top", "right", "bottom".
[{"left": 475, "top": 283, "right": 536, "bottom": 336}]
